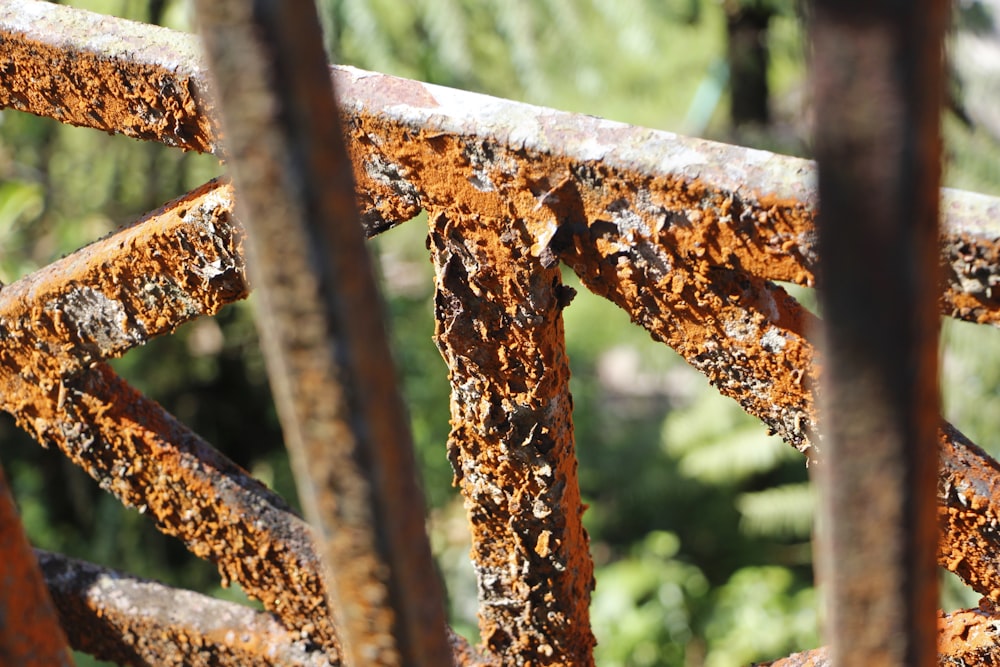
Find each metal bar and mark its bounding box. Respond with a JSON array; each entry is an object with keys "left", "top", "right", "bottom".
[
  {"left": 3, "top": 362, "right": 342, "bottom": 654},
  {"left": 4, "top": 13, "right": 1000, "bottom": 612},
  {"left": 36, "top": 549, "right": 339, "bottom": 667},
  {"left": 4, "top": 2, "right": 1000, "bottom": 327},
  {"left": 0, "top": 179, "right": 344, "bottom": 651},
  {"left": 193, "top": 1, "right": 451, "bottom": 666},
  {"left": 0, "top": 179, "right": 243, "bottom": 374},
  {"left": 0, "top": 0, "right": 217, "bottom": 152},
  {"left": 429, "top": 210, "right": 595, "bottom": 666},
  {"left": 810, "top": 1, "right": 947, "bottom": 663},
  {"left": 760, "top": 607, "right": 1000, "bottom": 666},
  {"left": 0, "top": 464, "right": 75, "bottom": 667},
  {"left": 549, "top": 215, "right": 1000, "bottom": 601}
]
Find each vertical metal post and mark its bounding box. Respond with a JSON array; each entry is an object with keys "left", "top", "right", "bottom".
[
  {"left": 429, "top": 210, "right": 595, "bottom": 666},
  {"left": 194, "top": 1, "right": 452, "bottom": 665},
  {"left": 811, "top": 1, "right": 947, "bottom": 664}
]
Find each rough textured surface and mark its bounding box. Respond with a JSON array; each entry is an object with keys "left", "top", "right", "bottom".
[
  {"left": 0, "top": 184, "right": 340, "bottom": 655},
  {"left": 7, "top": 3, "right": 1000, "bottom": 662},
  {"left": 5, "top": 2, "right": 1000, "bottom": 328},
  {"left": 38, "top": 549, "right": 338, "bottom": 667},
  {"left": 0, "top": 467, "right": 75, "bottom": 667},
  {"left": 0, "top": 0, "right": 216, "bottom": 152},
  {"left": 938, "top": 424, "right": 1000, "bottom": 604},
  {"left": 430, "top": 211, "right": 594, "bottom": 666},
  {"left": 0, "top": 179, "right": 243, "bottom": 375}
]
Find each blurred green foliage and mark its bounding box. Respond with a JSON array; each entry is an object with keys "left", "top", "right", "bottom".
[{"left": 1, "top": 1, "right": 999, "bottom": 666}]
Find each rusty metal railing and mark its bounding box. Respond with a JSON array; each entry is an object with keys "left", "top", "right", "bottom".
[{"left": 3, "top": 0, "right": 1000, "bottom": 665}]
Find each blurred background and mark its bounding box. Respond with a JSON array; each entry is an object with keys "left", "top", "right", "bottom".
[{"left": 1, "top": 1, "right": 999, "bottom": 665}]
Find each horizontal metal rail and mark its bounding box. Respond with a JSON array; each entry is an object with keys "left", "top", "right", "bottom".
[
  {"left": 3, "top": 0, "right": 1000, "bottom": 326},
  {"left": 37, "top": 550, "right": 338, "bottom": 667},
  {"left": 5, "top": 1, "right": 1000, "bottom": 663}
]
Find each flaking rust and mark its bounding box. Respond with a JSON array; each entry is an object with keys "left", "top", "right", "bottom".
[
  {"left": 0, "top": 179, "right": 244, "bottom": 378},
  {"left": 11, "top": 363, "right": 342, "bottom": 654},
  {"left": 430, "top": 209, "right": 595, "bottom": 667},
  {"left": 0, "top": 181, "right": 342, "bottom": 653}
]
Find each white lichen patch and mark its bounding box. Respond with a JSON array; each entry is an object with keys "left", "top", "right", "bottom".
[
  {"left": 52, "top": 286, "right": 143, "bottom": 354},
  {"left": 761, "top": 326, "right": 788, "bottom": 352}
]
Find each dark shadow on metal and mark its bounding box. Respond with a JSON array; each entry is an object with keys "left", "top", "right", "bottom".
[
  {"left": 811, "top": 0, "right": 947, "bottom": 664},
  {"left": 193, "top": 1, "right": 453, "bottom": 666}
]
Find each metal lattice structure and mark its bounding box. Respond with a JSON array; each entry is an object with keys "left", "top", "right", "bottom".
[{"left": 2, "top": 0, "right": 1000, "bottom": 665}]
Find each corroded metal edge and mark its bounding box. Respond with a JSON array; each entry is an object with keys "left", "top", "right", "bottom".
[
  {"left": 0, "top": 182, "right": 341, "bottom": 653},
  {"left": 0, "top": 179, "right": 243, "bottom": 379},
  {"left": 37, "top": 549, "right": 339, "bottom": 667},
  {"left": 0, "top": 0, "right": 216, "bottom": 152}
]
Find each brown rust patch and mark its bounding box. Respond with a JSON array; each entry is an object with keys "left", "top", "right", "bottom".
[
  {"left": 938, "top": 424, "right": 1000, "bottom": 602},
  {"left": 430, "top": 209, "right": 595, "bottom": 666},
  {"left": 941, "top": 232, "right": 1000, "bottom": 326}
]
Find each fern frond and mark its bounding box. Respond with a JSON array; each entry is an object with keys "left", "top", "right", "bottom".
[{"left": 736, "top": 482, "right": 815, "bottom": 539}]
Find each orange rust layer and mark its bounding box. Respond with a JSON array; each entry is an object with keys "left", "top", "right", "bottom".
[
  {"left": 0, "top": 178, "right": 244, "bottom": 382},
  {"left": 345, "top": 115, "right": 1000, "bottom": 600},
  {"left": 937, "top": 424, "right": 1000, "bottom": 603},
  {"left": 5, "top": 0, "right": 1000, "bottom": 325},
  {"left": 430, "top": 210, "right": 595, "bottom": 666},
  {"left": 0, "top": 181, "right": 341, "bottom": 652},
  {"left": 5, "top": 362, "right": 341, "bottom": 654},
  {"left": 0, "top": 467, "right": 75, "bottom": 667},
  {"left": 342, "top": 120, "right": 822, "bottom": 453},
  {"left": 0, "top": 1, "right": 217, "bottom": 152},
  {"left": 38, "top": 550, "right": 338, "bottom": 667}
]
